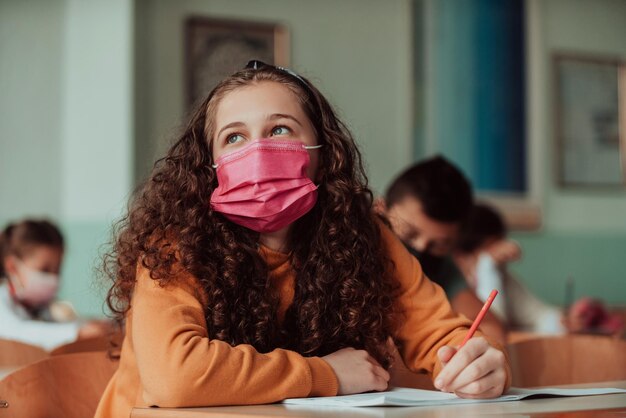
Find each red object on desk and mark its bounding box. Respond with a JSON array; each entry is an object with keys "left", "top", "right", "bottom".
[{"left": 459, "top": 289, "right": 498, "bottom": 349}]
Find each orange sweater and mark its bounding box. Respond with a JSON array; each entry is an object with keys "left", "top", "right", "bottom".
[{"left": 95, "top": 224, "right": 510, "bottom": 417}]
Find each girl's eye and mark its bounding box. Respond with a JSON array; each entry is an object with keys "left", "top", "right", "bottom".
[
  {"left": 226, "top": 134, "right": 245, "bottom": 145},
  {"left": 271, "top": 126, "right": 291, "bottom": 136}
]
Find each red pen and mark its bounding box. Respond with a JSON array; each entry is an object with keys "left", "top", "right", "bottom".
[{"left": 458, "top": 289, "right": 498, "bottom": 349}]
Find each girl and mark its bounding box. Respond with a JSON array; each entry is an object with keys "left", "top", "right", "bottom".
[
  {"left": 96, "top": 61, "right": 510, "bottom": 417},
  {"left": 0, "top": 219, "right": 110, "bottom": 350}
]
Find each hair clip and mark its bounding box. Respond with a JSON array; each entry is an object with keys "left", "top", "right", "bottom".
[{"left": 245, "top": 60, "right": 308, "bottom": 85}]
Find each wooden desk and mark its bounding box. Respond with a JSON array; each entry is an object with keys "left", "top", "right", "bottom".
[
  {"left": 507, "top": 330, "right": 541, "bottom": 344},
  {"left": 131, "top": 380, "right": 626, "bottom": 417}
]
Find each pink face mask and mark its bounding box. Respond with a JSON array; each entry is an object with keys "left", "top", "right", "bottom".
[
  {"left": 210, "top": 139, "right": 322, "bottom": 233},
  {"left": 9, "top": 259, "right": 60, "bottom": 308}
]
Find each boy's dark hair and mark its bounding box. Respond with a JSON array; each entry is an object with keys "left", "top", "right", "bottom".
[
  {"left": 385, "top": 155, "right": 473, "bottom": 223},
  {"left": 457, "top": 203, "right": 507, "bottom": 253}
]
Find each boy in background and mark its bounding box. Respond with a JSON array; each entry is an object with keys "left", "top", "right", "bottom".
[{"left": 379, "top": 156, "right": 506, "bottom": 344}]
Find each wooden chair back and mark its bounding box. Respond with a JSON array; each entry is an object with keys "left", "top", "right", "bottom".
[
  {"left": 0, "top": 351, "right": 118, "bottom": 418},
  {"left": 508, "top": 334, "right": 626, "bottom": 387},
  {"left": 0, "top": 339, "right": 48, "bottom": 368},
  {"left": 49, "top": 332, "right": 122, "bottom": 356}
]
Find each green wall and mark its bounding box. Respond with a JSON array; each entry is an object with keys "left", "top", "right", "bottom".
[
  {"left": 511, "top": 232, "right": 626, "bottom": 306},
  {"left": 134, "top": 0, "right": 414, "bottom": 195},
  {"left": 512, "top": 0, "right": 626, "bottom": 306},
  {"left": 57, "top": 221, "right": 113, "bottom": 317},
  {"left": 2, "top": 0, "right": 414, "bottom": 316},
  {"left": 537, "top": 0, "right": 626, "bottom": 233},
  {"left": 0, "top": 0, "right": 64, "bottom": 221},
  {"left": 1, "top": 0, "right": 133, "bottom": 317},
  {"left": 2, "top": 0, "right": 625, "bottom": 317},
  {"left": 412, "top": 0, "right": 626, "bottom": 306}
]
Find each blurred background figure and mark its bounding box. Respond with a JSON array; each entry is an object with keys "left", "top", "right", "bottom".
[
  {"left": 567, "top": 297, "right": 624, "bottom": 337},
  {"left": 0, "top": 219, "right": 111, "bottom": 351},
  {"left": 454, "top": 203, "right": 566, "bottom": 335},
  {"left": 379, "top": 156, "right": 507, "bottom": 345},
  {"left": 455, "top": 203, "right": 625, "bottom": 338}
]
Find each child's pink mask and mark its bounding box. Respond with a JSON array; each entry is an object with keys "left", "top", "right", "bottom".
[
  {"left": 9, "top": 259, "right": 59, "bottom": 308},
  {"left": 210, "top": 139, "right": 322, "bottom": 233}
]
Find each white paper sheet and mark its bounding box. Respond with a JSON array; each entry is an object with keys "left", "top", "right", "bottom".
[{"left": 282, "top": 387, "right": 626, "bottom": 407}]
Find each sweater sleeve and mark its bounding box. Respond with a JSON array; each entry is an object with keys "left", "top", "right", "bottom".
[
  {"left": 131, "top": 264, "right": 337, "bottom": 408},
  {"left": 379, "top": 223, "right": 511, "bottom": 387}
]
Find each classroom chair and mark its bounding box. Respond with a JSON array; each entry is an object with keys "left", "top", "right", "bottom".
[
  {"left": 50, "top": 332, "right": 122, "bottom": 356},
  {"left": 0, "top": 351, "right": 118, "bottom": 418},
  {"left": 609, "top": 306, "right": 626, "bottom": 337},
  {"left": 508, "top": 334, "right": 626, "bottom": 387},
  {"left": 0, "top": 338, "right": 48, "bottom": 368}
]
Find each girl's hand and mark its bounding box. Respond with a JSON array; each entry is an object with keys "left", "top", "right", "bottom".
[
  {"left": 433, "top": 337, "right": 507, "bottom": 399},
  {"left": 322, "top": 347, "right": 390, "bottom": 395}
]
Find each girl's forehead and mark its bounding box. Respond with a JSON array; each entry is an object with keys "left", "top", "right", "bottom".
[{"left": 215, "top": 81, "right": 303, "bottom": 121}]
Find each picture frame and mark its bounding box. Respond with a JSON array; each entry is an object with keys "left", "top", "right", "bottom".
[
  {"left": 184, "top": 17, "right": 290, "bottom": 110},
  {"left": 553, "top": 53, "right": 626, "bottom": 187}
]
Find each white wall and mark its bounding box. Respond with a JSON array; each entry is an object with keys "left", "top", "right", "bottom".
[
  {"left": 62, "top": 0, "right": 133, "bottom": 222},
  {"left": 0, "top": 0, "right": 134, "bottom": 316},
  {"left": 0, "top": 0, "right": 65, "bottom": 222},
  {"left": 5, "top": 0, "right": 623, "bottom": 313},
  {"left": 0, "top": 0, "right": 133, "bottom": 224},
  {"left": 416, "top": 0, "right": 626, "bottom": 305},
  {"left": 135, "top": 0, "right": 414, "bottom": 195},
  {"left": 2, "top": 0, "right": 413, "bottom": 315},
  {"left": 507, "top": 0, "right": 626, "bottom": 306},
  {"left": 529, "top": 0, "right": 626, "bottom": 233}
]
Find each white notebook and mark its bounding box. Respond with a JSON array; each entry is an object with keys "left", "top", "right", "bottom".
[{"left": 282, "top": 387, "right": 626, "bottom": 407}]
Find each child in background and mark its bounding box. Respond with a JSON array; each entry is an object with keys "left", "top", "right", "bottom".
[
  {"left": 0, "top": 219, "right": 111, "bottom": 350},
  {"left": 379, "top": 156, "right": 507, "bottom": 345},
  {"left": 95, "top": 61, "right": 510, "bottom": 417},
  {"left": 567, "top": 297, "right": 623, "bottom": 337},
  {"left": 453, "top": 203, "right": 566, "bottom": 335}
]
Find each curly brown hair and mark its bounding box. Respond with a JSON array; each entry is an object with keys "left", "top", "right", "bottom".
[{"left": 104, "top": 64, "right": 398, "bottom": 367}]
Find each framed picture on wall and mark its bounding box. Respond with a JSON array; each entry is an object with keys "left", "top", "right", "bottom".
[
  {"left": 554, "top": 53, "right": 626, "bottom": 187},
  {"left": 184, "top": 17, "right": 290, "bottom": 110}
]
